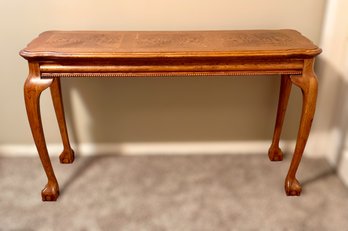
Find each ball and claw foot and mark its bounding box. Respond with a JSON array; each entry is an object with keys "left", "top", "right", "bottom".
[
  {"left": 285, "top": 177, "right": 302, "bottom": 196},
  {"left": 268, "top": 146, "right": 283, "bottom": 161},
  {"left": 59, "top": 149, "right": 75, "bottom": 164},
  {"left": 41, "top": 182, "right": 59, "bottom": 201}
]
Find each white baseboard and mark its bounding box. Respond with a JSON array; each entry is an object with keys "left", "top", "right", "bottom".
[
  {"left": 0, "top": 140, "right": 301, "bottom": 157},
  {"left": 338, "top": 149, "right": 348, "bottom": 187}
]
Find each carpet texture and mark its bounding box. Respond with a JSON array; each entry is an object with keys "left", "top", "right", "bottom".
[{"left": 0, "top": 154, "right": 347, "bottom": 231}]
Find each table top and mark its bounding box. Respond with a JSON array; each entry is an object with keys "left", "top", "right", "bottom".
[{"left": 20, "top": 30, "right": 321, "bottom": 60}]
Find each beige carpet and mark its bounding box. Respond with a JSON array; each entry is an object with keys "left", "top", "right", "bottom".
[{"left": 1, "top": 154, "right": 348, "bottom": 231}]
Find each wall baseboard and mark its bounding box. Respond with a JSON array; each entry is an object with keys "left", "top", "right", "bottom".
[
  {"left": 338, "top": 150, "right": 348, "bottom": 186},
  {"left": 0, "top": 140, "right": 307, "bottom": 157}
]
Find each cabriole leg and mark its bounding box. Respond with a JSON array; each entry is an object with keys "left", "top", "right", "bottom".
[
  {"left": 24, "top": 63, "right": 59, "bottom": 201},
  {"left": 269, "top": 74, "right": 292, "bottom": 161},
  {"left": 50, "top": 78, "right": 75, "bottom": 164},
  {"left": 285, "top": 59, "right": 318, "bottom": 196}
]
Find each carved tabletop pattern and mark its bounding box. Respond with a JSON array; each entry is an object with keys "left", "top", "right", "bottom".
[{"left": 20, "top": 30, "right": 320, "bottom": 59}]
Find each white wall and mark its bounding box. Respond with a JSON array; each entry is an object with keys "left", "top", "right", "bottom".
[
  {"left": 312, "top": 0, "right": 348, "bottom": 185},
  {"left": 0, "top": 0, "right": 326, "bottom": 155}
]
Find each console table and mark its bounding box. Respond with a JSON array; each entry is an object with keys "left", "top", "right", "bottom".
[{"left": 20, "top": 30, "right": 321, "bottom": 201}]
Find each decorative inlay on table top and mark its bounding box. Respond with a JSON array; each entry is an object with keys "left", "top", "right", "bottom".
[
  {"left": 20, "top": 30, "right": 321, "bottom": 59},
  {"left": 135, "top": 32, "right": 206, "bottom": 49},
  {"left": 45, "top": 33, "right": 124, "bottom": 49},
  {"left": 221, "top": 31, "right": 293, "bottom": 47}
]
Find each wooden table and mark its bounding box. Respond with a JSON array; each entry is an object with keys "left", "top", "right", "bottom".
[{"left": 20, "top": 30, "right": 321, "bottom": 201}]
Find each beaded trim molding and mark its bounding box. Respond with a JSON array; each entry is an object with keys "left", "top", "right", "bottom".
[{"left": 41, "top": 71, "right": 302, "bottom": 78}]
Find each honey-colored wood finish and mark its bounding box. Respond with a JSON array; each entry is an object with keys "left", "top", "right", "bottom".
[
  {"left": 20, "top": 30, "right": 321, "bottom": 201},
  {"left": 50, "top": 78, "right": 75, "bottom": 164},
  {"left": 24, "top": 63, "right": 60, "bottom": 201},
  {"left": 269, "top": 74, "right": 292, "bottom": 161},
  {"left": 286, "top": 59, "right": 318, "bottom": 196}
]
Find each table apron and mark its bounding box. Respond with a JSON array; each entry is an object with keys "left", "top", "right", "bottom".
[{"left": 39, "top": 60, "right": 303, "bottom": 78}]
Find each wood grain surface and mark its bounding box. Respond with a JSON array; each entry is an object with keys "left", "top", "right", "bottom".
[{"left": 20, "top": 30, "right": 321, "bottom": 59}]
